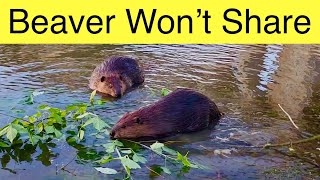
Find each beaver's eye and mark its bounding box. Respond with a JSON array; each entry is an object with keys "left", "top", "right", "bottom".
[
  {"left": 122, "top": 125, "right": 126, "bottom": 129},
  {"left": 119, "top": 75, "right": 123, "bottom": 81},
  {"left": 100, "top": 76, "right": 106, "bottom": 82},
  {"left": 135, "top": 118, "right": 142, "bottom": 124}
]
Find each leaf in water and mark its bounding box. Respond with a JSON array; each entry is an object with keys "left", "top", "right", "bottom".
[
  {"left": 78, "top": 129, "right": 85, "bottom": 141},
  {"left": 30, "top": 135, "right": 41, "bottom": 145},
  {"left": 161, "top": 167, "right": 171, "bottom": 174},
  {"left": 162, "top": 146, "right": 177, "bottom": 156},
  {"left": 38, "top": 104, "right": 50, "bottom": 110},
  {"left": 11, "top": 124, "right": 28, "bottom": 134},
  {"left": 95, "top": 100, "right": 106, "bottom": 105},
  {"left": 120, "top": 156, "right": 141, "bottom": 169},
  {"left": 25, "top": 94, "right": 34, "bottom": 105},
  {"left": 54, "top": 129, "right": 63, "bottom": 138},
  {"left": 6, "top": 125, "right": 18, "bottom": 143},
  {"left": 0, "top": 141, "right": 10, "bottom": 147},
  {"left": 76, "top": 112, "right": 92, "bottom": 119},
  {"left": 82, "top": 118, "right": 95, "bottom": 127},
  {"left": 95, "top": 134, "right": 105, "bottom": 139},
  {"left": 90, "top": 90, "right": 97, "bottom": 104},
  {"left": 161, "top": 88, "right": 170, "bottom": 96},
  {"left": 121, "top": 150, "right": 132, "bottom": 154},
  {"left": 96, "top": 155, "right": 113, "bottom": 164},
  {"left": 95, "top": 167, "right": 117, "bottom": 174},
  {"left": 92, "top": 117, "right": 109, "bottom": 131},
  {"left": 44, "top": 126, "right": 55, "bottom": 134},
  {"left": 150, "top": 142, "right": 164, "bottom": 153},
  {"left": 132, "top": 153, "right": 147, "bottom": 164},
  {"left": 113, "top": 140, "right": 124, "bottom": 147},
  {"left": 28, "top": 116, "right": 36, "bottom": 123},
  {"left": 52, "top": 113, "right": 63, "bottom": 124},
  {"left": 32, "top": 91, "right": 44, "bottom": 97},
  {"left": 36, "top": 122, "right": 44, "bottom": 133},
  {"left": 103, "top": 143, "right": 115, "bottom": 153},
  {"left": 0, "top": 126, "right": 9, "bottom": 137}
]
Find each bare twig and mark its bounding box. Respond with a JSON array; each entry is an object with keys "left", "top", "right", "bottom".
[
  {"left": 115, "top": 147, "right": 133, "bottom": 180},
  {"left": 145, "top": 165, "right": 163, "bottom": 177},
  {"left": 263, "top": 135, "right": 320, "bottom": 148},
  {"left": 278, "top": 104, "right": 299, "bottom": 130}
]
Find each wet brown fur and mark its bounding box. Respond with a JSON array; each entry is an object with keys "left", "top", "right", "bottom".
[
  {"left": 89, "top": 56, "right": 144, "bottom": 97},
  {"left": 110, "top": 88, "right": 222, "bottom": 139}
]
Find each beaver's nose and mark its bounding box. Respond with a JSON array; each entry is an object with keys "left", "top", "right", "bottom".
[
  {"left": 110, "top": 131, "right": 115, "bottom": 139},
  {"left": 115, "top": 92, "right": 122, "bottom": 98}
]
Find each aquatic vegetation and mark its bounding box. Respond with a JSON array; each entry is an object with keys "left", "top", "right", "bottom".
[{"left": 0, "top": 90, "right": 200, "bottom": 178}]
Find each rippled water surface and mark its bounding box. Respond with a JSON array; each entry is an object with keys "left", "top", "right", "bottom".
[{"left": 0, "top": 45, "right": 319, "bottom": 179}]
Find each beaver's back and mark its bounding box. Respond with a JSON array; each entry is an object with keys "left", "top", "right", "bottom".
[
  {"left": 139, "top": 88, "right": 221, "bottom": 133},
  {"left": 101, "top": 56, "right": 144, "bottom": 84}
]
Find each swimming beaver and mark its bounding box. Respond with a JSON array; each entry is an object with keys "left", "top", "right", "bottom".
[
  {"left": 89, "top": 56, "right": 144, "bottom": 97},
  {"left": 110, "top": 88, "right": 222, "bottom": 139}
]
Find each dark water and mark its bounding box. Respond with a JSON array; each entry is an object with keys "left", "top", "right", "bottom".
[{"left": 0, "top": 45, "right": 319, "bottom": 179}]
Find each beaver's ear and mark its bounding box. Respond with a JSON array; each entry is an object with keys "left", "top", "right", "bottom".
[
  {"left": 100, "top": 76, "right": 106, "bottom": 82},
  {"left": 135, "top": 117, "right": 143, "bottom": 124}
]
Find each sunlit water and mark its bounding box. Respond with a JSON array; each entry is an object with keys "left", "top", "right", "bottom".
[{"left": 0, "top": 45, "right": 319, "bottom": 179}]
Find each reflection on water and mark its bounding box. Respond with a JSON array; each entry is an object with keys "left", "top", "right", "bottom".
[{"left": 0, "top": 45, "right": 319, "bottom": 179}]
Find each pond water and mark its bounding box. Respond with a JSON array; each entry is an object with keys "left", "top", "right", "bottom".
[{"left": 0, "top": 45, "right": 319, "bottom": 179}]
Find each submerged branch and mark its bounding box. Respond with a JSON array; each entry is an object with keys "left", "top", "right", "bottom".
[{"left": 264, "top": 134, "right": 320, "bottom": 148}]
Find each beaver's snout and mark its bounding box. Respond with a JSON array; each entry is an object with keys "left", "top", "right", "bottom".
[
  {"left": 114, "top": 91, "right": 122, "bottom": 98},
  {"left": 110, "top": 130, "right": 116, "bottom": 139}
]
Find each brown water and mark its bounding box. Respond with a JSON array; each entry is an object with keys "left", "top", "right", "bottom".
[{"left": 0, "top": 45, "right": 319, "bottom": 179}]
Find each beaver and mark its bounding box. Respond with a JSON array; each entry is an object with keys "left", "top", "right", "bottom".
[
  {"left": 110, "top": 88, "right": 222, "bottom": 139},
  {"left": 89, "top": 56, "right": 144, "bottom": 97}
]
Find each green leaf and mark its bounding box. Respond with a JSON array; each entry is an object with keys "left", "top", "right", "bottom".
[
  {"left": 54, "top": 129, "right": 63, "bottom": 138},
  {"left": 103, "top": 143, "right": 115, "bottom": 153},
  {"left": 78, "top": 129, "right": 85, "bottom": 141},
  {"left": 162, "top": 146, "right": 177, "bottom": 156},
  {"left": 121, "top": 150, "right": 132, "bottom": 154},
  {"left": 96, "top": 155, "right": 113, "bottom": 164},
  {"left": 38, "top": 104, "right": 50, "bottom": 110},
  {"left": 25, "top": 94, "right": 34, "bottom": 105},
  {"left": 95, "top": 167, "right": 117, "bottom": 174},
  {"left": 150, "top": 142, "right": 164, "bottom": 153},
  {"left": 76, "top": 112, "right": 92, "bottom": 119},
  {"left": 11, "top": 124, "right": 28, "bottom": 134},
  {"left": 44, "top": 126, "right": 55, "bottom": 134},
  {"left": 92, "top": 117, "right": 108, "bottom": 131},
  {"left": 6, "top": 125, "right": 18, "bottom": 143},
  {"left": 95, "top": 134, "right": 105, "bottom": 139},
  {"left": 0, "top": 126, "right": 9, "bottom": 137},
  {"left": 52, "top": 113, "right": 63, "bottom": 124},
  {"left": 0, "top": 141, "right": 10, "bottom": 147},
  {"left": 90, "top": 90, "right": 97, "bottom": 104},
  {"left": 36, "top": 122, "right": 44, "bottom": 133},
  {"left": 30, "top": 135, "right": 41, "bottom": 145},
  {"left": 161, "top": 167, "right": 171, "bottom": 174},
  {"left": 82, "top": 118, "right": 95, "bottom": 127},
  {"left": 120, "top": 156, "right": 141, "bottom": 169},
  {"left": 132, "top": 153, "right": 147, "bottom": 164},
  {"left": 113, "top": 140, "right": 124, "bottom": 147},
  {"left": 28, "top": 116, "right": 36, "bottom": 123},
  {"left": 161, "top": 88, "right": 170, "bottom": 96}
]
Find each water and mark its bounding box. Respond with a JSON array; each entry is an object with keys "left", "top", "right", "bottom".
[{"left": 0, "top": 45, "right": 319, "bottom": 179}]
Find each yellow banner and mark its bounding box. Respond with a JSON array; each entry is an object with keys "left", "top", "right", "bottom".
[{"left": 0, "top": 0, "right": 318, "bottom": 44}]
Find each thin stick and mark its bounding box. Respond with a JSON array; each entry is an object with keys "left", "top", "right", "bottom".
[
  {"left": 145, "top": 165, "right": 162, "bottom": 177},
  {"left": 278, "top": 104, "right": 299, "bottom": 130},
  {"left": 115, "top": 147, "right": 133, "bottom": 180},
  {"left": 263, "top": 134, "right": 320, "bottom": 148}
]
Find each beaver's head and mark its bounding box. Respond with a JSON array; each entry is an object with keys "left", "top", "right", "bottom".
[
  {"left": 95, "top": 74, "right": 126, "bottom": 98},
  {"left": 110, "top": 110, "right": 160, "bottom": 139}
]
